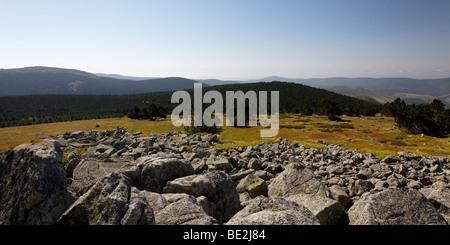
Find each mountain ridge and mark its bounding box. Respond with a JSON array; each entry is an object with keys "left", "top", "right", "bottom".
[
  {"left": 245, "top": 76, "right": 450, "bottom": 97},
  {"left": 1, "top": 67, "right": 448, "bottom": 107},
  {"left": 325, "top": 86, "right": 395, "bottom": 104},
  {"left": 0, "top": 67, "right": 206, "bottom": 96},
  {"left": 241, "top": 76, "right": 450, "bottom": 107}
]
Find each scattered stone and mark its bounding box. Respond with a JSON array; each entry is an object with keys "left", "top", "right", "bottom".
[
  {"left": 411, "top": 160, "right": 424, "bottom": 170},
  {"left": 236, "top": 174, "right": 268, "bottom": 198},
  {"left": 230, "top": 169, "right": 255, "bottom": 181},
  {"left": 386, "top": 174, "right": 407, "bottom": 188},
  {"left": 397, "top": 164, "right": 409, "bottom": 176},
  {"left": 356, "top": 169, "right": 372, "bottom": 180},
  {"left": 430, "top": 164, "right": 443, "bottom": 173},
  {"left": 3, "top": 127, "right": 449, "bottom": 226},
  {"left": 353, "top": 179, "right": 375, "bottom": 196},
  {"left": 70, "top": 130, "right": 85, "bottom": 139},
  {"left": 208, "top": 157, "right": 233, "bottom": 172},
  {"left": 382, "top": 155, "right": 401, "bottom": 164},
  {"left": 247, "top": 158, "right": 263, "bottom": 170},
  {"left": 407, "top": 180, "right": 424, "bottom": 190}
]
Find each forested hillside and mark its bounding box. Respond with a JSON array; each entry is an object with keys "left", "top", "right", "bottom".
[{"left": 0, "top": 82, "right": 382, "bottom": 127}]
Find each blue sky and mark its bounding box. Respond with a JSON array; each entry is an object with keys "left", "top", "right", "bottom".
[{"left": 1, "top": 0, "right": 449, "bottom": 79}]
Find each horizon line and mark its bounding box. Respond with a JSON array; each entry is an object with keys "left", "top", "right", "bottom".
[{"left": 1, "top": 65, "right": 450, "bottom": 81}]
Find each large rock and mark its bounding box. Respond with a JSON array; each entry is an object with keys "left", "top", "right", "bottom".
[
  {"left": 369, "top": 163, "right": 393, "bottom": 178},
  {"left": 286, "top": 194, "right": 347, "bottom": 225},
  {"left": 207, "top": 157, "right": 233, "bottom": 172},
  {"left": 226, "top": 196, "right": 320, "bottom": 225},
  {"left": 421, "top": 185, "right": 450, "bottom": 224},
  {"left": 139, "top": 156, "right": 194, "bottom": 193},
  {"left": 348, "top": 187, "right": 447, "bottom": 225},
  {"left": 382, "top": 155, "right": 402, "bottom": 164},
  {"left": 329, "top": 185, "right": 351, "bottom": 209},
  {"left": 0, "top": 140, "right": 71, "bottom": 225},
  {"left": 353, "top": 179, "right": 375, "bottom": 196},
  {"left": 247, "top": 158, "right": 263, "bottom": 170},
  {"left": 120, "top": 187, "right": 156, "bottom": 225},
  {"left": 71, "top": 159, "right": 131, "bottom": 194},
  {"left": 57, "top": 172, "right": 155, "bottom": 225},
  {"left": 268, "top": 163, "right": 333, "bottom": 198},
  {"left": 153, "top": 193, "right": 218, "bottom": 225},
  {"left": 230, "top": 169, "right": 255, "bottom": 181},
  {"left": 163, "top": 171, "right": 240, "bottom": 223}
]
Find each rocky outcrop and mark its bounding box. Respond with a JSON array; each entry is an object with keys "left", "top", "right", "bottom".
[
  {"left": 58, "top": 172, "right": 155, "bottom": 225},
  {"left": 1, "top": 127, "right": 449, "bottom": 225},
  {"left": 0, "top": 140, "right": 71, "bottom": 225},
  {"left": 55, "top": 129, "right": 450, "bottom": 225}
]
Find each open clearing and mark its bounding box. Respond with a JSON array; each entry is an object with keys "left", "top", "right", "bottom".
[{"left": 0, "top": 114, "right": 448, "bottom": 159}]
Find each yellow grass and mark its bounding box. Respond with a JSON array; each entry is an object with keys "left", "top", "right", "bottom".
[
  {"left": 0, "top": 117, "right": 178, "bottom": 151},
  {"left": 0, "top": 114, "right": 448, "bottom": 160}
]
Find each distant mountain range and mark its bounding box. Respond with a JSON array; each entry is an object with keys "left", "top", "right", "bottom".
[
  {"left": 94, "top": 73, "right": 159, "bottom": 81},
  {"left": 0, "top": 67, "right": 448, "bottom": 107},
  {"left": 244, "top": 76, "right": 450, "bottom": 107},
  {"left": 325, "top": 86, "right": 395, "bottom": 104},
  {"left": 246, "top": 76, "right": 449, "bottom": 96},
  {"left": 0, "top": 67, "right": 206, "bottom": 96}
]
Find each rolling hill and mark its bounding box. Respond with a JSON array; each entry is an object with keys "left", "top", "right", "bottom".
[
  {"left": 0, "top": 67, "right": 204, "bottom": 96},
  {"left": 326, "top": 86, "right": 395, "bottom": 104}
]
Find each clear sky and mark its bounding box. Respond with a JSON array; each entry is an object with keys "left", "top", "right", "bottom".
[{"left": 1, "top": 0, "right": 449, "bottom": 79}]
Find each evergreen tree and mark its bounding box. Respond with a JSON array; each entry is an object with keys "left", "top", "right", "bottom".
[
  {"left": 316, "top": 99, "right": 343, "bottom": 121},
  {"left": 383, "top": 98, "right": 449, "bottom": 137}
]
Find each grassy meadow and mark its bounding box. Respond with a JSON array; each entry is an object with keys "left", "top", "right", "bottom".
[{"left": 0, "top": 114, "right": 448, "bottom": 160}]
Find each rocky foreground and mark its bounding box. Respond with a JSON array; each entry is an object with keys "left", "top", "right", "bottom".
[{"left": 0, "top": 127, "right": 449, "bottom": 225}]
